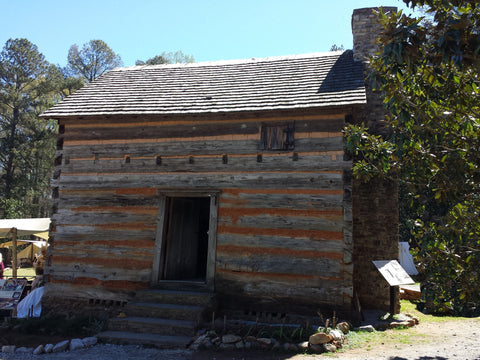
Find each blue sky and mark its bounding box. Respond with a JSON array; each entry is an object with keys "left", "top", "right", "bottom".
[{"left": 2, "top": 0, "right": 417, "bottom": 67}]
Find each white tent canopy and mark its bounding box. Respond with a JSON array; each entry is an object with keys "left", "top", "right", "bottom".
[
  {"left": 0, "top": 240, "right": 47, "bottom": 248},
  {"left": 0, "top": 218, "right": 50, "bottom": 240},
  {"left": 0, "top": 218, "right": 50, "bottom": 279}
]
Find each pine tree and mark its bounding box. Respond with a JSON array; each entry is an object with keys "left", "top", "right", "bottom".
[{"left": 0, "top": 39, "right": 60, "bottom": 218}]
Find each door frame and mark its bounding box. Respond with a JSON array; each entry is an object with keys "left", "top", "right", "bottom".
[{"left": 151, "top": 190, "right": 218, "bottom": 291}]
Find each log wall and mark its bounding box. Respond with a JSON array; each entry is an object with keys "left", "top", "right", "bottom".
[{"left": 44, "top": 109, "right": 355, "bottom": 316}]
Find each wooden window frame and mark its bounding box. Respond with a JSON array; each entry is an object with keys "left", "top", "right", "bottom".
[{"left": 260, "top": 123, "right": 295, "bottom": 151}]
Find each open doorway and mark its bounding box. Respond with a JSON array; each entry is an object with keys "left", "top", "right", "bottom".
[
  {"left": 161, "top": 197, "right": 209, "bottom": 281},
  {"left": 152, "top": 192, "right": 218, "bottom": 290}
]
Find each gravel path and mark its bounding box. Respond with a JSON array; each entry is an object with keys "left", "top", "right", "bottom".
[
  {"left": 1, "top": 317, "right": 478, "bottom": 360},
  {"left": 0, "top": 344, "right": 193, "bottom": 360},
  {"left": 331, "top": 316, "right": 480, "bottom": 360}
]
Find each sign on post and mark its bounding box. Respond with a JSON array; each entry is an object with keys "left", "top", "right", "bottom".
[
  {"left": 373, "top": 260, "right": 415, "bottom": 286},
  {"left": 373, "top": 260, "right": 415, "bottom": 315}
]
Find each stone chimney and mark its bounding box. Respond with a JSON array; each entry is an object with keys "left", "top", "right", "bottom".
[
  {"left": 352, "top": 7, "right": 397, "bottom": 61},
  {"left": 350, "top": 7, "right": 401, "bottom": 315},
  {"left": 350, "top": 6, "right": 398, "bottom": 133}
]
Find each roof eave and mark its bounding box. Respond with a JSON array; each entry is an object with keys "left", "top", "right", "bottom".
[{"left": 41, "top": 99, "right": 367, "bottom": 120}]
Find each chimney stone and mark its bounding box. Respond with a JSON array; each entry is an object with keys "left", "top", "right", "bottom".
[{"left": 352, "top": 7, "right": 397, "bottom": 61}]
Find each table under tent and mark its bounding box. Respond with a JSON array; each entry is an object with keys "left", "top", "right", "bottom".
[
  {"left": 1, "top": 240, "right": 47, "bottom": 269},
  {"left": 0, "top": 218, "right": 50, "bottom": 315}
]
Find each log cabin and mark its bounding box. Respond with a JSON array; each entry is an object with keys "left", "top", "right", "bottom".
[{"left": 41, "top": 7, "right": 399, "bottom": 330}]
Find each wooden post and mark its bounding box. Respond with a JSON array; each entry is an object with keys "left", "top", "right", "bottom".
[
  {"left": 390, "top": 286, "right": 396, "bottom": 316},
  {"left": 12, "top": 227, "right": 17, "bottom": 279}
]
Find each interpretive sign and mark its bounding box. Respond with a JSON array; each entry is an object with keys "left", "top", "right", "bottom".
[{"left": 373, "top": 260, "right": 415, "bottom": 286}]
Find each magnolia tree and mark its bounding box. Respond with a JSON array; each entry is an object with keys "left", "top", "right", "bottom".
[{"left": 345, "top": 1, "right": 480, "bottom": 315}]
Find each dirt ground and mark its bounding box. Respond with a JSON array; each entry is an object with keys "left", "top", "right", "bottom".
[
  {"left": 331, "top": 316, "right": 480, "bottom": 360},
  {"left": 0, "top": 316, "right": 478, "bottom": 360},
  {"left": 188, "top": 316, "right": 480, "bottom": 360}
]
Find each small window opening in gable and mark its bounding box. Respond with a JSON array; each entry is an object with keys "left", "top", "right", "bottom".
[
  {"left": 56, "top": 138, "right": 64, "bottom": 151},
  {"left": 260, "top": 123, "right": 295, "bottom": 150}
]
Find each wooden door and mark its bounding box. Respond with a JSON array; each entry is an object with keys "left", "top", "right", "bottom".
[{"left": 162, "top": 197, "right": 209, "bottom": 281}]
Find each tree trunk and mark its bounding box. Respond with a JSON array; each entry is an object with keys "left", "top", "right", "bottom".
[{"left": 4, "top": 107, "right": 18, "bottom": 199}]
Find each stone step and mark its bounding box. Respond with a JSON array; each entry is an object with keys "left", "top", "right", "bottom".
[
  {"left": 97, "top": 330, "right": 192, "bottom": 349},
  {"left": 134, "top": 288, "right": 216, "bottom": 307},
  {"left": 101, "top": 288, "right": 217, "bottom": 348},
  {"left": 108, "top": 316, "right": 196, "bottom": 336},
  {"left": 126, "top": 302, "right": 205, "bottom": 321}
]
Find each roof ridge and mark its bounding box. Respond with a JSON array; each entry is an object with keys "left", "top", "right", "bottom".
[{"left": 112, "top": 50, "right": 349, "bottom": 72}]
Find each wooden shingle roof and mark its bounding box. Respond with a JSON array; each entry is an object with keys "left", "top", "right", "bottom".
[{"left": 42, "top": 50, "right": 366, "bottom": 118}]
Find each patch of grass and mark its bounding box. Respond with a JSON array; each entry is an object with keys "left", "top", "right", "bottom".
[
  {"left": 339, "top": 300, "right": 433, "bottom": 353},
  {"left": 342, "top": 326, "right": 423, "bottom": 353},
  {"left": 331, "top": 299, "right": 474, "bottom": 355},
  {"left": 400, "top": 300, "right": 461, "bottom": 323},
  {"left": 215, "top": 321, "right": 316, "bottom": 344},
  {"left": 343, "top": 330, "right": 377, "bottom": 350}
]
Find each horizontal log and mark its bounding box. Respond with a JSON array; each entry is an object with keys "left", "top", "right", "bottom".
[
  {"left": 221, "top": 188, "right": 344, "bottom": 195},
  {"left": 63, "top": 115, "right": 345, "bottom": 128},
  {"left": 46, "top": 277, "right": 148, "bottom": 293},
  {"left": 216, "top": 252, "right": 343, "bottom": 278},
  {"left": 54, "top": 238, "right": 155, "bottom": 250},
  {"left": 217, "top": 244, "right": 343, "bottom": 262},
  {"left": 56, "top": 187, "right": 345, "bottom": 212},
  {"left": 51, "top": 254, "right": 152, "bottom": 270},
  {"left": 56, "top": 108, "right": 347, "bottom": 126},
  {"left": 54, "top": 225, "right": 156, "bottom": 241},
  {"left": 295, "top": 137, "right": 344, "bottom": 152},
  {"left": 52, "top": 208, "right": 157, "bottom": 226},
  {"left": 217, "top": 233, "right": 348, "bottom": 254},
  {"left": 55, "top": 221, "right": 157, "bottom": 231},
  {"left": 44, "top": 283, "right": 137, "bottom": 302},
  {"left": 215, "top": 269, "right": 352, "bottom": 303},
  {"left": 65, "top": 122, "right": 260, "bottom": 142},
  {"left": 54, "top": 171, "right": 345, "bottom": 190},
  {"left": 218, "top": 225, "right": 344, "bottom": 241},
  {"left": 58, "top": 193, "right": 159, "bottom": 208},
  {"left": 60, "top": 153, "right": 351, "bottom": 174},
  {"left": 64, "top": 117, "right": 344, "bottom": 142},
  {"left": 58, "top": 187, "right": 158, "bottom": 197},
  {"left": 60, "top": 136, "right": 344, "bottom": 159},
  {"left": 220, "top": 190, "right": 344, "bottom": 210},
  {"left": 218, "top": 207, "right": 343, "bottom": 221},
  {"left": 47, "top": 263, "right": 152, "bottom": 283},
  {"left": 218, "top": 213, "right": 344, "bottom": 232},
  {"left": 63, "top": 139, "right": 260, "bottom": 158},
  {"left": 69, "top": 205, "right": 157, "bottom": 214},
  {"left": 52, "top": 242, "right": 154, "bottom": 258}
]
